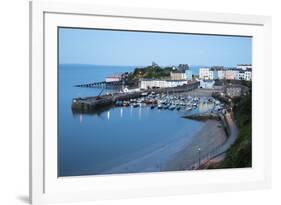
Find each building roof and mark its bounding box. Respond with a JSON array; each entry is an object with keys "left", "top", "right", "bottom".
[
  {"left": 201, "top": 80, "right": 214, "bottom": 83},
  {"left": 210, "top": 66, "right": 224, "bottom": 71},
  {"left": 171, "top": 70, "right": 185, "bottom": 74},
  {"left": 140, "top": 78, "right": 187, "bottom": 82},
  {"left": 237, "top": 64, "right": 252, "bottom": 66}
]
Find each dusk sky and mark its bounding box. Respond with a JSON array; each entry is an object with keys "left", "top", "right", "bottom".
[{"left": 59, "top": 28, "right": 252, "bottom": 67}]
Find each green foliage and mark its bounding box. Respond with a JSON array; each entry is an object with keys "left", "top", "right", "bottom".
[
  {"left": 128, "top": 66, "right": 173, "bottom": 82},
  {"left": 240, "top": 80, "right": 252, "bottom": 88},
  {"left": 220, "top": 125, "right": 252, "bottom": 168},
  {"left": 233, "top": 94, "right": 252, "bottom": 128},
  {"left": 220, "top": 94, "right": 252, "bottom": 168}
]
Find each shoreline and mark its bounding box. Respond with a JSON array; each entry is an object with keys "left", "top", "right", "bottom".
[
  {"left": 102, "top": 122, "right": 204, "bottom": 174},
  {"left": 102, "top": 119, "right": 227, "bottom": 175},
  {"left": 163, "top": 120, "right": 227, "bottom": 171}
]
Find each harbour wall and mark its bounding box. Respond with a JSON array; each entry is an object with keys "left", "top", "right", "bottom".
[{"left": 71, "top": 82, "right": 199, "bottom": 113}]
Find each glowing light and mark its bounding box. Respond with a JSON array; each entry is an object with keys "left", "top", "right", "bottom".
[{"left": 107, "top": 111, "right": 110, "bottom": 120}]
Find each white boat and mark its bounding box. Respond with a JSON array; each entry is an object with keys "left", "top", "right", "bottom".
[
  {"left": 186, "top": 106, "right": 192, "bottom": 111},
  {"left": 157, "top": 104, "right": 163, "bottom": 109},
  {"left": 169, "top": 105, "right": 176, "bottom": 110}
]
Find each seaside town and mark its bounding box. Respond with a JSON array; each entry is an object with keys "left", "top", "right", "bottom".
[
  {"left": 70, "top": 63, "right": 252, "bottom": 171},
  {"left": 104, "top": 63, "right": 252, "bottom": 91},
  {"left": 58, "top": 27, "right": 253, "bottom": 176},
  {"left": 72, "top": 62, "right": 252, "bottom": 110}
]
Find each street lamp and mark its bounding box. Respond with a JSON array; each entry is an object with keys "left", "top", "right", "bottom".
[{"left": 198, "top": 146, "right": 201, "bottom": 168}]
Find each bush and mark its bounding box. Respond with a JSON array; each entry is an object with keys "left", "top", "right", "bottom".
[{"left": 219, "top": 94, "right": 252, "bottom": 168}]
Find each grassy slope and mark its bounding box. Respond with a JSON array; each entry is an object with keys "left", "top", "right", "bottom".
[{"left": 220, "top": 94, "right": 252, "bottom": 168}]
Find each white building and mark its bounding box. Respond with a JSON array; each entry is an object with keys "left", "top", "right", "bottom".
[
  {"left": 185, "top": 70, "right": 193, "bottom": 81},
  {"left": 199, "top": 80, "right": 215, "bottom": 89},
  {"left": 199, "top": 68, "right": 213, "bottom": 80},
  {"left": 140, "top": 79, "right": 188, "bottom": 89},
  {"left": 218, "top": 70, "right": 225, "bottom": 80},
  {"left": 244, "top": 71, "right": 252, "bottom": 81},
  {"left": 238, "top": 71, "right": 245, "bottom": 80},
  {"left": 237, "top": 64, "right": 252, "bottom": 71},
  {"left": 237, "top": 70, "right": 252, "bottom": 81},
  {"left": 232, "top": 69, "right": 240, "bottom": 80}
]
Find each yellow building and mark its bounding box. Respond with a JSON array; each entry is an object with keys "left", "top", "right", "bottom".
[{"left": 170, "top": 71, "right": 186, "bottom": 80}]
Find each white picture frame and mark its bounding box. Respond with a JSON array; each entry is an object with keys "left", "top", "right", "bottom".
[{"left": 29, "top": 1, "right": 272, "bottom": 204}]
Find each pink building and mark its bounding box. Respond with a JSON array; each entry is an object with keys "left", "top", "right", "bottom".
[{"left": 105, "top": 74, "right": 122, "bottom": 82}]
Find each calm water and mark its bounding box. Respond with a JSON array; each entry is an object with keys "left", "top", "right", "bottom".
[{"left": 58, "top": 64, "right": 207, "bottom": 176}]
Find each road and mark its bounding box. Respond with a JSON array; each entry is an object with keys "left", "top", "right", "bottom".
[{"left": 188, "top": 112, "right": 238, "bottom": 170}]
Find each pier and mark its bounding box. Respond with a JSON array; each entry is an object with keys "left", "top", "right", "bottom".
[
  {"left": 74, "top": 81, "right": 127, "bottom": 88},
  {"left": 71, "top": 82, "right": 199, "bottom": 113}
]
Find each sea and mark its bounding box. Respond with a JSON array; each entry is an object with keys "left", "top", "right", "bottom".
[{"left": 58, "top": 64, "right": 208, "bottom": 176}]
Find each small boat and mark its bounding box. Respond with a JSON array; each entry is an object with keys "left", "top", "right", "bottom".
[
  {"left": 215, "top": 100, "right": 220, "bottom": 105},
  {"left": 157, "top": 104, "right": 163, "bottom": 109},
  {"left": 141, "top": 92, "right": 148, "bottom": 96},
  {"left": 133, "top": 103, "right": 139, "bottom": 108},
  {"left": 123, "top": 101, "right": 130, "bottom": 107},
  {"left": 115, "top": 101, "right": 122, "bottom": 106},
  {"left": 169, "top": 105, "right": 176, "bottom": 110},
  {"left": 186, "top": 106, "right": 192, "bottom": 111}
]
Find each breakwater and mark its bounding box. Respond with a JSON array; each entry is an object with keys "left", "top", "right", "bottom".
[
  {"left": 183, "top": 113, "right": 220, "bottom": 121},
  {"left": 183, "top": 113, "right": 231, "bottom": 137}
]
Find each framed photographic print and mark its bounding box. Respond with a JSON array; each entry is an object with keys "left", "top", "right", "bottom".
[{"left": 30, "top": 1, "right": 272, "bottom": 204}]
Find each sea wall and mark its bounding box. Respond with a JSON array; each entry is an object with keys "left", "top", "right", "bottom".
[{"left": 184, "top": 113, "right": 231, "bottom": 137}]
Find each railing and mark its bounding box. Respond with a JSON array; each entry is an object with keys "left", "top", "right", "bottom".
[
  {"left": 186, "top": 141, "right": 228, "bottom": 170},
  {"left": 186, "top": 113, "right": 237, "bottom": 170}
]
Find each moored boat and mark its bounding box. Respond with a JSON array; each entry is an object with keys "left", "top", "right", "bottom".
[
  {"left": 169, "top": 105, "right": 176, "bottom": 110},
  {"left": 151, "top": 105, "right": 156, "bottom": 109},
  {"left": 157, "top": 104, "right": 163, "bottom": 109}
]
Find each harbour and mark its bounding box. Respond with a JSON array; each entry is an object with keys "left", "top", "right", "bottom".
[
  {"left": 58, "top": 64, "right": 226, "bottom": 176},
  {"left": 71, "top": 81, "right": 200, "bottom": 113},
  {"left": 58, "top": 59, "right": 251, "bottom": 175},
  {"left": 57, "top": 28, "right": 252, "bottom": 177}
]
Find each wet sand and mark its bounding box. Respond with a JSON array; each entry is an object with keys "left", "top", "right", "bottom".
[{"left": 163, "top": 120, "right": 227, "bottom": 171}]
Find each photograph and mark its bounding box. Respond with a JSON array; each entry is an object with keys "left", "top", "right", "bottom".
[{"left": 58, "top": 27, "right": 252, "bottom": 177}]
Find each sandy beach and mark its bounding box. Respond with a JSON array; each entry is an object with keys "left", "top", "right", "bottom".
[
  {"left": 102, "top": 122, "right": 204, "bottom": 174},
  {"left": 163, "top": 120, "right": 227, "bottom": 171},
  {"left": 102, "top": 119, "right": 227, "bottom": 174}
]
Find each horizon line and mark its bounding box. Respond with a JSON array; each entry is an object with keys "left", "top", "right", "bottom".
[{"left": 59, "top": 63, "right": 251, "bottom": 68}]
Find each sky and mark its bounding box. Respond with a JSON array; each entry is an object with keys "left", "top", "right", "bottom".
[{"left": 59, "top": 28, "right": 252, "bottom": 67}]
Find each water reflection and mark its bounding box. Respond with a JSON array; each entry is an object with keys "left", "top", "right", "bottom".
[
  {"left": 72, "top": 104, "right": 113, "bottom": 117},
  {"left": 120, "top": 107, "right": 123, "bottom": 118},
  {"left": 59, "top": 64, "right": 208, "bottom": 176},
  {"left": 138, "top": 106, "right": 142, "bottom": 119},
  {"left": 107, "top": 111, "right": 110, "bottom": 120},
  {"left": 79, "top": 114, "right": 83, "bottom": 124}
]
